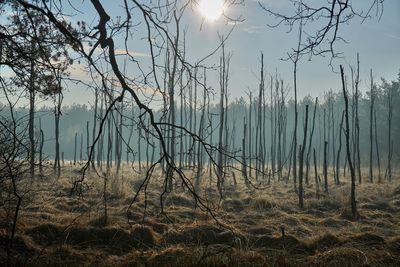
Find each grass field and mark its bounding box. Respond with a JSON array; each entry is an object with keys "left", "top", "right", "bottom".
[{"left": 1, "top": 164, "right": 399, "bottom": 266}]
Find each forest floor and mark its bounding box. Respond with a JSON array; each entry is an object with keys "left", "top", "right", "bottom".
[{"left": 1, "top": 164, "right": 400, "bottom": 266}]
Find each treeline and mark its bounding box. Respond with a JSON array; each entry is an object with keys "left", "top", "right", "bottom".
[{"left": 4, "top": 69, "right": 399, "bottom": 176}]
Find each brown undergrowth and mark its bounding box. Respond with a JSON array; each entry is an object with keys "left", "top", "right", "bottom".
[{"left": 1, "top": 165, "right": 399, "bottom": 266}]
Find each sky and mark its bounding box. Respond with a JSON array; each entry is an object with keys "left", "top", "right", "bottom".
[
  {"left": 11, "top": 0, "right": 399, "bottom": 107},
  {"left": 184, "top": 0, "right": 400, "bottom": 101}
]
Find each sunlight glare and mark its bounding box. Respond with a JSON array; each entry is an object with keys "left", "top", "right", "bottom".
[{"left": 198, "top": 0, "right": 224, "bottom": 21}]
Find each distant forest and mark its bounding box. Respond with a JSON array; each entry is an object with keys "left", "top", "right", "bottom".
[{"left": 4, "top": 70, "right": 399, "bottom": 171}]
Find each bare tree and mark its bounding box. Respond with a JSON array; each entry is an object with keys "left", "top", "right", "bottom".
[
  {"left": 369, "top": 69, "right": 375, "bottom": 183},
  {"left": 341, "top": 65, "right": 357, "bottom": 218},
  {"left": 374, "top": 110, "right": 381, "bottom": 183},
  {"left": 323, "top": 141, "right": 328, "bottom": 193},
  {"left": 298, "top": 105, "right": 309, "bottom": 209},
  {"left": 216, "top": 42, "right": 231, "bottom": 197},
  {"left": 53, "top": 77, "right": 63, "bottom": 179},
  {"left": 385, "top": 80, "right": 393, "bottom": 181},
  {"left": 336, "top": 111, "right": 345, "bottom": 185},
  {"left": 259, "top": 0, "right": 385, "bottom": 59},
  {"left": 305, "top": 97, "right": 318, "bottom": 185},
  {"left": 0, "top": 82, "right": 30, "bottom": 260}
]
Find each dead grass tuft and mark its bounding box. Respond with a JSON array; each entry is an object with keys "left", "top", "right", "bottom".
[
  {"left": 27, "top": 223, "right": 64, "bottom": 246},
  {"left": 307, "top": 197, "right": 341, "bottom": 212},
  {"left": 392, "top": 185, "right": 400, "bottom": 196},
  {"left": 147, "top": 246, "right": 186, "bottom": 266},
  {"left": 386, "top": 236, "right": 400, "bottom": 254},
  {"left": 246, "top": 226, "right": 275, "bottom": 236},
  {"left": 248, "top": 196, "right": 276, "bottom": 211},
  {"left": 131, "top": 224, "right": 157, "bottom": 248},
  {"left": 318, "top": 217, "right": 351, "bottom": 228},
  {"left": 313, "top": 247, "right": 369, "bottom": 266},
  {"left": 165, "top": 193, "right": 195, "bottom": 208},
  {"left": 307, "top": 233, "right": 342, "bottom": 251},
  {"left": 34, "top": 245, "right": 90, "bottom": 266},
  {"left": 360, "top": 198, "right": 394, "bottom": 212},
  {"left": 222, "top": 198, "right": 245, "bottom": 212},
  {"left": 350, "top": 232, "right": 385, "bottom": 246},
  {"left": 0, "top": 233, "right": 36, "bottom": 255},
  {"left": 162, "top": 224, "right": 242, "bottom": 246},
  {"left": 54, "top": 197, "right": 90, "bottom": 213},
  {"left": 251, "top": 234, "right": 310, "bottom": 254}
]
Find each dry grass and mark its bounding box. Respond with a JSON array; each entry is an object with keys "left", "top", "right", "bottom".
[{"left": 1, "top": 164, "right": 400, "bottom": 266}]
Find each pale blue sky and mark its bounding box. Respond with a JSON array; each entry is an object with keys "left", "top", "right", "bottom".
[{"left": 58, "top": 0, "right": 400, "bottom": 106}]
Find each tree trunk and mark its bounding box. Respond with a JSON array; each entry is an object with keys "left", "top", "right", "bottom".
[
  {"left": 242, "top": 117, "right": 250, "bottom": 188},
  {"left": 298, "top": 105, "right": 309, "bottom": 209},
  {"left": 341, "top": 65, "right": 357, "bottom": 219},
  {"left": 74, "top": 132, "right": 77, "bottom": 165},
  {"left": 86, "top": 121, "right": 89, "bottom": 170},
  {"left": 292, "top": 16, "right": 303, "bottom": 192},
  {"left": 54, "top": 93, "right": 61, "bottom": 179},
  {"left": 92, "top": 88, "right": 98, "bottom": 169},
  {"left": 336, "top": 111, "right": 344, "bottom": 185},
  {"left": 217, "top": 43, "right": 230, "bottom": 197},
  {"left": 374, "top": 110, "right": 381, "bottom": 183},
  {"left": 97, "top": 92, "right": 104, "bottom": 169},
  {"left": 248, "top": 91, "right": 253, "bottom": 179},
  {"left": 386, "top": 82, "right": 393, "bottom": 181},
  {"left": 195, "top": 72, "right": 207, "bottom": 192},
  {"left": 369, "top": 69, "right": 374, "bottom": 183},
  {"left": 39, "top": 119, "right": 44, "bottom": 177},
  {"left": 29, "top": 57, "right": 35, "bottom": 181},
  {"left": 313, "top": 148, "right": 319, "bottom": 198},
  {"left": 305, "top": 97, "right": 318, "bottom": 185},
  {"left": 80, "top": 133, "right": 83, "bottom": 162},
  {"left": 355, "top": 54, "right": 362, "bottom": 184},
  {"left": 323, "top": 141, "right": 328, "bottom": 193}
]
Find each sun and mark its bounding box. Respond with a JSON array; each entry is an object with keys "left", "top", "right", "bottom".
[{"left": 198, "top": 0, "right": 225, "bottom": 21}]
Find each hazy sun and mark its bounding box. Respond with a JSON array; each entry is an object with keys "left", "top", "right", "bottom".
[{"left": 198, "top": 0, "right": 224, "bottom": 21}]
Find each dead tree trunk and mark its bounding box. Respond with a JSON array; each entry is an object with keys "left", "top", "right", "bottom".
[
  {"left": 216, "top": 43, "right": 230, "bottom": 197},
  {"left": 54, "top": 91, "right": 62, "bottom": 178},
  {"left": 39, "top": 119, "right": 44, "bottom": 177},
  {"left": 138, "top": 126, "right": 142, "bottom": 171},
  {"left": 336, "top": 111, "right": 344, "bottom": 185},
  {"left": 277, "top": 80, "right": 283, "bottom": 181},
  {"left": 305, "top": 97, "right": 318, "bottom": 185},
  {"left": 86, "top": 121, "right": 89, "bottom": 169},
  {"left": 92, "top": 88, "right": 98, "bottom": 169},
  {"left": 29, "top": 56, "right": 35, "bottom": 181},
  {"left": 270, "top": 75, "right": 276, "bottom": 180},
  {"left": 166, "top": 13, "right": 181, "bottom": 192},
  {"left": 374, "top": 110, "right": 381, "bottom": 183},
  {"left": 248, "top": 91, "right": 253, "bottom": 179},
  {"left": 116, "top": 106, "right": 123, "bottom": 174},
  {"left": 195, "top": 68, "right": 207, "bottom": 192},
  {"left": 97, "top": 92, "right": 104, "bottom": 169},
  {"left": 323, "top": 141, "right": 328, "bottom": 193},
  {"left": 242, "top": 117, "right": 250, "bottom": 188},
  {"left": 126, "top": 104, "right": 134, "bottom": 164},
  {"left": 74, "top": 132, "right": 77, "bottom": 165},
  {"left": 80, "top": 133, "right": 83, "bottom": 162},
  {"left": 255, "top": 52, "right": 265, "bottom": 181},
  {"left": 386, "top": 83, "right": 393, "bottom": 181},
  {"left": 369, "top": 69, "right": 374, "bottom": 183},
  {"left": 355, "top": 54, "right": 362, "bottom": 184},
  {"left": 313, "top": 148, "right": 319, "bottom": 198},
  {"left": 330, "top": 100, "right": 336, "bottom": 185},
  {"left": 292, "top": 15, "right": 303, "bottom": 192},
  {"left": 341, "top": 65, "right": 357, "bottom": 218},
  {"left": 298, "top": 105, "right": 309, "bottom": 209}
]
